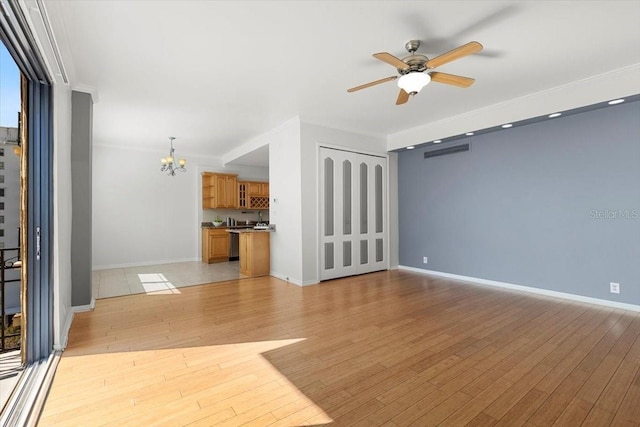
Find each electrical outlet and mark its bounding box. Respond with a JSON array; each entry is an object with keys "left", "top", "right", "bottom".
[
  {"left": 423, "top": 256, "right": 428, "bottom": 264},
  {"left": 610, "top": 282, "right": 620, "bottom": 294}
]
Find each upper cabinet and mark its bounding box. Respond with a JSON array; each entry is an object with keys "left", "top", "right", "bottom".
[
  {"left": 238, "top": 181, "right": 269, "bottom": 210},
  {"left": 202, "top": 172, "right": 238, "bottom": 209},
  {"left": 248, "top": 182, "right": 269, "bottom": 197}
]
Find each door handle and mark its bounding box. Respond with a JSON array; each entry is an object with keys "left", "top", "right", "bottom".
[{"left": 36, "top": 226, "right": 41, "bottom": 260}]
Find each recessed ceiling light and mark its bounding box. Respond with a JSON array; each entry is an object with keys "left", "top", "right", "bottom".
[
  {"left": 548, "top": 112, "right": 562, "bottom": 118},
  {"left": 501, "top": 123, "right": 513, "bottom": 128},
  {"left": 433, "top": 140, "right": 442, "bottom": 144},
  {"left": 465, "top": 132, "right": 474, "bottom": 136},
  {"left": 608, "top": 99, "right": 625, "bottom": 105},
  {"left": 406, "top": 146, "right": 415, "bottom": 150}
]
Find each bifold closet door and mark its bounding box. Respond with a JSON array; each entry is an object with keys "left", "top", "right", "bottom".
[{"left": 319, "top": 147, "right": 387, "bottom": 281}]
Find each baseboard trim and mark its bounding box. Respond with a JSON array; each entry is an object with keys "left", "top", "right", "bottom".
[
  {"left": 398, "top": 266, "right": 640, "bottom": 313},
  {"left": 54, "top": 309, "right": 75, "bottom": 351},
  {"left": 269, "top": 271, "right": 307, "bottom": 287},
  {"left": 92, "top": 257, "right": 200, "bottom": 271},
  {"left": 72, "top": 298, "right": 95, "bottom": 313},
  {"left": 54, "top": 298, "right": 96, "bottom": 352}
]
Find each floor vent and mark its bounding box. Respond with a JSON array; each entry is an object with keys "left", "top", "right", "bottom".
[{"left": 424, "top": 143, "right": 469, "bottom": 159}]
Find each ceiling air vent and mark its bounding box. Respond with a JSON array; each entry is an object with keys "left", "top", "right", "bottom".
[{"left": 423, "top": 143, "right": 469, "bottom": 159}]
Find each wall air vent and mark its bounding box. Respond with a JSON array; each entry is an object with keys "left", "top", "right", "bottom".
[{"left": 424, "top": 143, "right": 469, "bottom": 159}]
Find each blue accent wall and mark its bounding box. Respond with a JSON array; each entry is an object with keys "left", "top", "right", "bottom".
[{"left": 398, "top": 100, "right": 640, "bottom": 305}]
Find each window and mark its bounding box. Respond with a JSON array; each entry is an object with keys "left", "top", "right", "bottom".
[{"left": 0, "top": 188, "right": 4, "bottom": 197}]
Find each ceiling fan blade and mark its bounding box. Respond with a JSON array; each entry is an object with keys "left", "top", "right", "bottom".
[
  {"left": 396, "top": 89, "right": 410, "bottom": 105},
  {"left": 429, "top": 72, "right": 475, "bottom": 88},
  {"left": 426, "top": 41, "right": 483, "bottom": 69},
  {"left": 347, "top": 76, "right": 397, "bottom": 93},
  {"left": 373, "top": 52, "right": 409, "bottom": 70}
]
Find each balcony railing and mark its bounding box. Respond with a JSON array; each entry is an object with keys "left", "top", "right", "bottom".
[{"left": 1, "top": 248, "right": 21, "bottom": 353}]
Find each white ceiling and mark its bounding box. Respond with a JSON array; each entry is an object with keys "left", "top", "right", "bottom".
[{"left": 48, "top": 1, "right": 640, "bottom": 166}]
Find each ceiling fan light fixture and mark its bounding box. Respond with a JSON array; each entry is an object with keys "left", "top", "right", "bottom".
[{"left": 397, "top": 72, "right": 431, "bottom": 94}]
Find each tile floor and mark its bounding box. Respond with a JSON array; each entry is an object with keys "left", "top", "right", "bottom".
[{"left": 93, "top": 260, "right": 246, "bottom": 299}]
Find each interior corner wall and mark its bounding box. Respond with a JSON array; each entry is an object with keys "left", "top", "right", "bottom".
[
  {"left": 71, "top": 91, "right": 93, "bottom": 306},
  {"left": 300, "top": 123, "right": 388, "bottom": 285},
  {"left": 398, "top": 100, "right": 640, "bottom": 305}
]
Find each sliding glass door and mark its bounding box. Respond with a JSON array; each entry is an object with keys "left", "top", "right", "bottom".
[{"left": 1, "top": 0, "right": 54, "bottom": 413}]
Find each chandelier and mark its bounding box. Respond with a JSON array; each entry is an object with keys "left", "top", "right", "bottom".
[{"left": 160, "top": 137, "right": 186, "bottom": 176}]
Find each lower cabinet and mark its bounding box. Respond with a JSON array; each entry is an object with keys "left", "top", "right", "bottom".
[
  {"left": 202, "top": 228, "right": 229, "bottom": 263},
  {"left": 239, "top": 232, "right": 270, "bottom": 277}
]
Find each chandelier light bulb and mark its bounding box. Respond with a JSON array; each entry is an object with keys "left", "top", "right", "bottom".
[{"left": 397, "top": 72, "right": 431, "bottom": 94}]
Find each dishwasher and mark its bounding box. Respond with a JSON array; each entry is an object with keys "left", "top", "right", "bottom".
[{"left": 228, "top": 232, "right": 239, "bottom": 261}]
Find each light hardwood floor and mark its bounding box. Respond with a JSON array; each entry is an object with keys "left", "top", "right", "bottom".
[{"left": 39, "top": 271, "right": 640, "bottom": 426}]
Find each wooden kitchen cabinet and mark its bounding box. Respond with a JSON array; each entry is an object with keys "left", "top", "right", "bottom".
[
  {"left": 202, "top": 228, "right": 230, "bottom": 263},
  {"left": 202, "top": 172, "right": 237, "bottom": 208},
  {"left": 238, "top": 181, "right": 269, "bottom": 209},
  {"left": 237, "top": 182, "right": 248, "bottom": 209},
  {"left": 248, "top": 182, "right": 269, "bottom": 197},
  {"left": 239, "top": 232, "right": 270, "bottom": 277}
]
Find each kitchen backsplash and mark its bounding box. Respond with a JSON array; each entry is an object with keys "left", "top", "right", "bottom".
[{"left": 203, "top": 208, "right": 269, "bottom": 224}]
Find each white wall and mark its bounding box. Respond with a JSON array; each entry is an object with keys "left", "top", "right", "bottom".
[
  {"left": 300, "top": 122, "right": 389, "bottom": 285},
  {"left": 52, "top": 84, "right": 73, "bottom": 348},
  {"left": 92, "top": 145, "right": 201, "bottom": 268},
  {"left": 224, "top": 117, "right": 395, "bottom": 286},
  {"left": 268, "top": 118, "right": 304, "bottom": 284},
  {"left": 94, "top": 119, "right": 397, "bottom": 284},
  {"left": 92, "top": 144, "right": 268, "bottom": 269}
]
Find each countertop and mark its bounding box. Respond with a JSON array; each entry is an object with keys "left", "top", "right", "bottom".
[
  {"left": 201, "top": 223, "right": 254, "bottom": 229},
  {"left": 202, "top": 222, "right": 272, "bottom": 231},
  {"left": 226, "top": 229, "right": 272, "bottom": 233}
]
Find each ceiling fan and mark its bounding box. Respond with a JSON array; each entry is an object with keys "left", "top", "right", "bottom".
[{"left": 347, "top": 40, "right": 483, "bottom": 105}]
